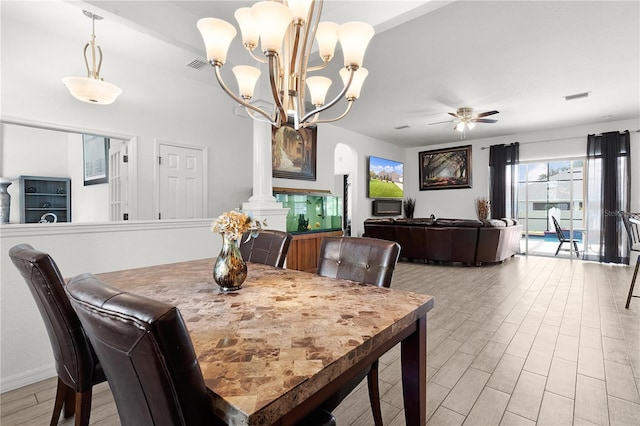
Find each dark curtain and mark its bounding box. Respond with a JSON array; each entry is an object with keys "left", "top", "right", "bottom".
[
  {"left": 584, "top": 131, "right": 631, "bottom": 263},
  {"left": 489, "top": 142, "right": 519, "bottom": 219}
]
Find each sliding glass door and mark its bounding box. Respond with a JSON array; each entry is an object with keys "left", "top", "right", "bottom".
[{"left": 518, "top": 159, "right": 584, "bottom": 257}]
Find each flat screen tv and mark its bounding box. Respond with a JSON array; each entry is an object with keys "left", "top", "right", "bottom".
[{"left": 368, "top": 155, "right": 404, "bottom": 199}]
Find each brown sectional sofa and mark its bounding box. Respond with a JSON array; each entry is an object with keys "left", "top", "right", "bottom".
[{"left": 364, "top": 217, "right": 522, "bottom": 266}]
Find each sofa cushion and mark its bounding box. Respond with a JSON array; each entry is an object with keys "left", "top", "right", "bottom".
[
  {"left": 501, "top": 218, "right": 518, "bottom": 226},
  {"left": 434, "top": 218, "right": 484, "bottom": 228},
  {"left": 395, "top": 218, "right": 435, "bottom": 226},
  {"left": 483, "top": 219, "right": 506, "bottom": 228}
]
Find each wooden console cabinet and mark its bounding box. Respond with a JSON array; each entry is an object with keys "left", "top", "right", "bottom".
[{"left": 286, "top": 230, "right": 343, "bottom": 273}]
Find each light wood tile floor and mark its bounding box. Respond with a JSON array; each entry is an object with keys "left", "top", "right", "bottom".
[{"left": 2, "top": 255, "right": 639, "bottom": 425}]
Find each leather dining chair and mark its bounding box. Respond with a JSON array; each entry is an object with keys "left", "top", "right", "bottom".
[
  {"left": 65, "top": 273, "right": 220, "bottom": 426},
  {"left": 621, "top": 212, "right": 640, "bottom": 309},
  {"left": 239, "top": 229, "right": 293, "bottom": 268},
  {"left": 315, "top": 236, "right": 401, "bottom": 426},
  {"left": 8, "top": 244, "right": 106, "bottom": 426}
]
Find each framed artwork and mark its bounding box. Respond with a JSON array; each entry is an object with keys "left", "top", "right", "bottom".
[
  {"left": 83, "top": 135, "right": 109, "bottom": 186},
  {"left": 419, "top": 145, "right": 472, "bottom": 190},
  {"left": 271, "top": 123, "right": 317, "bottom": 180}
]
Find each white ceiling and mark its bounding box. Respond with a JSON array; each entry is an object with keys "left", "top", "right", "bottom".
[{"left": 3, "top": 1, "right": 639, "bottom": 148}]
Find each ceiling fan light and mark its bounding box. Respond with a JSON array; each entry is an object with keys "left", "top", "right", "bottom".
[
  {"left": 467, "top": 121, "right": 475, "bottom": 130},
  {"left": 232, "top": 65, "right": 261, "bottom": 99},
  {"left": 62, "top": 76, "right": 122, "bottom": 105},
  {"left": 338, "top": 22, "right": 374, "bottom": 67},
  {"left": 234, "top": 8, "right": 259, "bottom": 49},
  {"left": 251, "top": 1, "right": 293, "bottom": 53},
  {"left": 316, "top": 21, "right": 339, "bottom": 60},
  {"left": 197, "top": 18, "right": 237, "bottom": 64},
  {"left": 306, "top": 76, "right": 332, "bottom": 106},
  {"left": 455, "top": 122, "right": 466, "bottom": 132}
]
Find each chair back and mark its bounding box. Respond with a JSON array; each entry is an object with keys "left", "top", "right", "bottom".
[
  {"left": 552, "top": 216, "right": 567, "bottom": 242},
  {"left": 8, "top": 244, "right": 99, "bottom": 391},
  {"left": 66, "top": 273, "right": 214, "bottom": 426},
  {"left": 621, "top": 212, "right": 640, "bottom": 250},
  {"left": 240, "top": 229, "right": 292, "bottom": 268},
  {"left": 317, "top": 236, "right": 401, "bottom": 288}
]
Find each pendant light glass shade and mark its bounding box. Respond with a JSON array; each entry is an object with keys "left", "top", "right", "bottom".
[
  {"left": 250, "top": 2, "right": 293, "bottom": 53},
  {"left": 338, "top": 22, "right": 375, "bottom": 67},
  {"left": 306, "top": 76, "right": 332, "bottom": 106},
  {"left": 197, "top": 18, "right": 237, "bottom": 64},
  {"left": 62, "top": 10, "right": 121, "bottom": 105},
  {"left": 232, "top": 65, "right": 262, "bottom": 99},
  {"left": 340, "top": 67, "right": 368, "bottom": 100},
  {"left": 62, "top": 76, "right": 122, "bottom": 105}
]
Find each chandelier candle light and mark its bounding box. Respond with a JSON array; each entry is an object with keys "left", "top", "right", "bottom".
[
  {"left": 62, "top": 10, "right": 122, "bottom": 105},
  {"left": 197, "top": 0, "right": 374, "bottom": 129}
]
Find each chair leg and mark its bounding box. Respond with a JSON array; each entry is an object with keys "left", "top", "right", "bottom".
[
  {"left": 74, "top": 390, "right": 93, "bottom": 426},
  {"left": 63, "top": 385, "right": 76, "bottom": 418},
  {"left": 625, "top": 257, "right": 639, "bottom": 309},
  {"left": 573, "top": 242, "right": 580, "bottom": 258},
  {"left": 366, "top": 360, "right": 383, "bottom": 426},
  {"left": 555, "top": 242, "right": 563, "bottom": 256},
  {"left": 50, "top": 377, "right": 68, "bottom": 426}
]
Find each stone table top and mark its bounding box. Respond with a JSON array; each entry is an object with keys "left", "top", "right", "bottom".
[{"left": 96, "top": 258, "right": 434, "bottom": 425}]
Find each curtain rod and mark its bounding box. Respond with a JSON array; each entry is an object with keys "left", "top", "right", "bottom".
[
  {"left": 480, "top": 135, "right": 582, "bottom": 150},
  {"left": 479, "top": 130, "right": 637, "bottom": 150}
]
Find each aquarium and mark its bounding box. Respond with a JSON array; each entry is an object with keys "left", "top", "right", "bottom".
[{"left": 274, "top": 190, "right": 343, "bottom": 234}]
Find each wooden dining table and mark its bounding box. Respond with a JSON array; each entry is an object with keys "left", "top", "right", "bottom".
[{"left": 95, "top": 258, "right": 434, "bottom": 425}]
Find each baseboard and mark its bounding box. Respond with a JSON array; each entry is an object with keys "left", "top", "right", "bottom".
[{"left": 0, "top": 364, "right": 56, "bottom": 393}]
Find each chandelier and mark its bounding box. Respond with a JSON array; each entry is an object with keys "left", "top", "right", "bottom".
[
  {"left": 197, "top": 0, "right": 374, "bottom": 129},
  {"left": 62, "top": 10, "right": 122, "bottom": 105}
]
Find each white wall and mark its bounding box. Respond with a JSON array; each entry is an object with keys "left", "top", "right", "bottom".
[
  {"left": 405, "top": 118, "right": 640, "bottom": 220},
  {"left": 0, "top": 220, "right": 219, "bottom": 392},
  {"left": 1, "top": 14, "right": 254, "bottom": 220}
]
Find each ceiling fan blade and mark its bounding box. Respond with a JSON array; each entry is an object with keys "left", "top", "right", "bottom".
[
  {"left": 428, "top": 120, "right": 455, "bottom": 125},
  {"left": 448, "top": 112, "right": 460, "bottom": 118},
  {"left": 476, "top": 110, "right": 499, "bottom": 118},
  {"left": 472, "top": 118, "right": 498, "bottom": 123}
]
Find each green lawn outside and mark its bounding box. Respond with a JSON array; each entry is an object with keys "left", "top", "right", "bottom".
[{"left": 369, "top": 179, "right": 403, "bottom": 198}]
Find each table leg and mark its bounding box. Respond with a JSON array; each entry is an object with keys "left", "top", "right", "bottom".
[{"left": 401, "top": 314, "right": 427, "bottom": 425}]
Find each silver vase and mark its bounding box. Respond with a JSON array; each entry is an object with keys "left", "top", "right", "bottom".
[
  {"left": 0, "top": 180, "right": 11, "bottom": 224},
  {"left": 213, "top": 236, "right": 247, "bottom": 291}
]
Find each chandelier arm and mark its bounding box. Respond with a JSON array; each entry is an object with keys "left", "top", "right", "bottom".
[
  {"left": 82, "top": 43, "right": 91, "bottom": 77},
  {"left": 245, "top": 108, "right": 276, "bottom": 124},
  {"left": 267, "top": 53, "right": 287, "bottom": 126},
  {"left": 306, "top": 58, "right": 330, "bottom": 72},
  {"left": 248, "top": 49, "right": 269, "bottom": 64},
  {"left": 300, "top": 66, "right": 355, "bottom": 124},
  {"left": 295, "top": 0, "right": 323, "bottom": 128},
  {"left": 96, "top": 46, "right": 103, "bottom": 79},
  {"left": 213, "top": 65, "right": 276, "bottom": 125},
  {"left": 310, "top": 100, "right": 354, "bottom": 125}
]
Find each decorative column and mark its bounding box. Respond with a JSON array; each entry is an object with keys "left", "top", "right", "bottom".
[{"left": 241, "top": 119, "right": 289, "bottom": 231}]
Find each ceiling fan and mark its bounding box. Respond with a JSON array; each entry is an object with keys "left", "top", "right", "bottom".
[{"left": 429, "top": 107, "right": 499, "bottom": 132}]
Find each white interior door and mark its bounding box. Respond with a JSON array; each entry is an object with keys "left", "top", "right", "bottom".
[
  {"left": 158, "top": 143, "right": 205, "bottom": 220},
  {"left": 109, "top": 140, "right": 129, "bottom": 220}
]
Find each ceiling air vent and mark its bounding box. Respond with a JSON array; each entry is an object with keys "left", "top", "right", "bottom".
[
  {"left": 564, "top": 91, "right": 590, "bottom": 101},
  {"left": 186, "top": 58, "right": 208, "bottom": 70}
]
